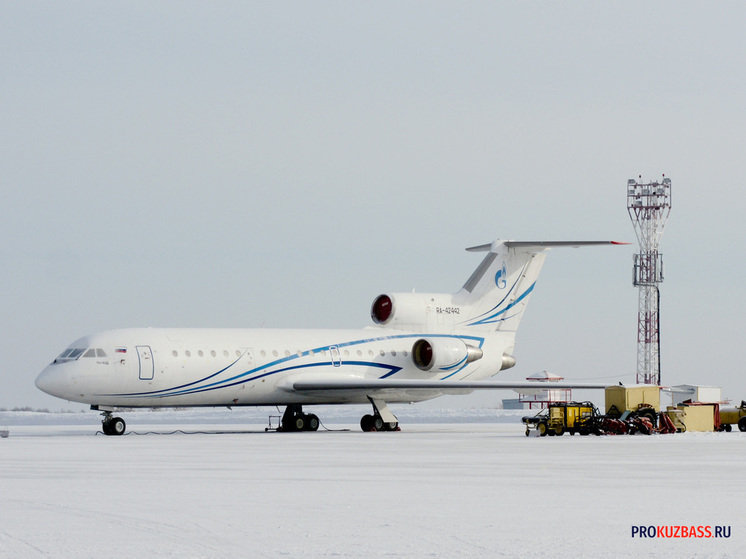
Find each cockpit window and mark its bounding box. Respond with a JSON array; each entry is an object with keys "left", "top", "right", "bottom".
[{"left": 54, "top": 347, "right": 107, "bottom": 363}]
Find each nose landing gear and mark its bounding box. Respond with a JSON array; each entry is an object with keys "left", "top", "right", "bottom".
[{"left": 100, "top": 411, "right": 126, "bottom": 436}]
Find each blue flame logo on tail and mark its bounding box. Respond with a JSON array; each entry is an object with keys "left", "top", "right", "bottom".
[{"left": 495, "top": 261, "right": 507, "bottom": 289}]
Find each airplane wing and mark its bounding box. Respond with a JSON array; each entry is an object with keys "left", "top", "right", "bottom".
[{"left": 292, "top": 379, "right": 609, "bottom": 395}]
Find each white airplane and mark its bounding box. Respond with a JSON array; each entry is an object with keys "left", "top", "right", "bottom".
[{"left": 36, "top": 240, "right": 621, "bottom": 435}]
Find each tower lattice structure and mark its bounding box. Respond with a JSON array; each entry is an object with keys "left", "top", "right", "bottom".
[{"left": 627, "top": 176, "right": 671, "bottom": 385}]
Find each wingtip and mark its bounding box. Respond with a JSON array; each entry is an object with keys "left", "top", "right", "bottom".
[{"left": 465, "top": 243, "right": 493, "bottom": 253}]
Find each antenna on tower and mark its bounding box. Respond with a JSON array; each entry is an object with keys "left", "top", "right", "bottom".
[{"left": 627, "top": 175, "right": 672, "bottom": 385}]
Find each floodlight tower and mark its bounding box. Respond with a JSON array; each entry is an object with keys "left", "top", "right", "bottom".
[{"left": 627, "top": 176, "right": 672, "bottom": 385}]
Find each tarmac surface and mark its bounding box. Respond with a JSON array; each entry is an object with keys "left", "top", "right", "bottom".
[{"left": 0, "top": 409, "right": 743, "bottom": 558}]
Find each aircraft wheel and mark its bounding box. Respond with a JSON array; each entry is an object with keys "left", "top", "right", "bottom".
[
  {"left": 738, "top": 417, "right": 746, "bottom": 432},
  {"left": 384, "top": 421, "right": 399, "bottom": 431},
  {"left": 360, "top": 414, "right": 375, "bottom": 432},
  {"left": 111, "top": 417, "right": 126, "bottom": 436},
  {"left": 294, "top": 416, "right": 306, "bottom": 431},
  {"left": 307, "top": 414, "right": 320, "bottom": 431},
  {"left": 103, "top": 417, "right": 126, "bottom": 436},
  {"left": 371, "top": 416, "right": 384, "bottom": 431}
]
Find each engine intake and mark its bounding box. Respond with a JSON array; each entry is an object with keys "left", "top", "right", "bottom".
[
  {"left": 371, "top": 294, "right": 393, "bottom": 324},
  {"left": 370, "top": 292, "right": 457, "bottom": 330},
  {"left": 411, "top": 338, "right": 483, "bottom": 372}
]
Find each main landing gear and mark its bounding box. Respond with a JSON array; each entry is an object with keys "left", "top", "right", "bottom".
[
  {"left": 277, "top": 400, "right": 401, "bottom": 433},
  {"left": 360, "top": 414, "right": 399, "bottom": 432},
  {"left": 101, "top": 411, "right": 126, "bottom": 436},
  {"left": 279, "top": 404, "right": 320, "bottom": 432},
  {"left": 360, "top": 397, "right": 400, "bottom": 432}
]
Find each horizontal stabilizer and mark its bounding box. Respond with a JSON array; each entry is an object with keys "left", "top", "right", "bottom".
[{"left": 466, "top": 241, "right": 628, "bottom": 252}]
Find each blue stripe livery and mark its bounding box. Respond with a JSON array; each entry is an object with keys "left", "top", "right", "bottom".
[{"left": 101, "top": 333, "right": 484, "bottom": 399}]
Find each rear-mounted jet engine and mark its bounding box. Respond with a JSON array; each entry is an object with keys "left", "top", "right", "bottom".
[{"left": 411, "top": 338, "right": 483, "bottom": 371}]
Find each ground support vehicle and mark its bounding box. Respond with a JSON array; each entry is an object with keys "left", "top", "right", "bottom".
[
  {"left": 605, "top": 385, "right": 660, "bottom": 418},
  {"left": 719, "top": 401, "right": 746, "bottom": 432},
  {"left": 523, "top": 400, "right": 679, "bottom": 437},
  {"left": 522, "top": 401, "right": 600, "bottom": 436},
  {"left": 619, "top": 404, "right": 659, "bottom": 434}
]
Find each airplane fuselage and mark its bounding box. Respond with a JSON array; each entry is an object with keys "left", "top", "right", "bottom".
[{"left": 36, "top": 327, "right": 505, "bottom": 408}]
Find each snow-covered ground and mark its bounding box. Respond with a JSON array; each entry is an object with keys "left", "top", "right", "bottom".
[{"left": 1, "top": 409, "right": 743, "bottom": 558}]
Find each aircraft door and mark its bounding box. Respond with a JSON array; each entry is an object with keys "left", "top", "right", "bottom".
[
  {"left": 329, "top": 345, "right": 342, "bottom": 367},
  {"left": 137, "top": 345, "right": 154, "bottom": 380}
]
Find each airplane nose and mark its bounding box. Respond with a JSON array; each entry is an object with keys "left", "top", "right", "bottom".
[{"left": 35, "top": 365, "right": 66, "bottom": 398}]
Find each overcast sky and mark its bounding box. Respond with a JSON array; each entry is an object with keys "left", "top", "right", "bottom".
[{"left": 3, "top": 2, "right": 745, "bottom": 411}]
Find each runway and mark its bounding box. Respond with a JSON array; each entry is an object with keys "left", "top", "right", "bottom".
[{"left": 0, "top": 409, "right": 743, "bottom": 558}]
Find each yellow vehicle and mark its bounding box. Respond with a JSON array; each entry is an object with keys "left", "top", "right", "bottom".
[
  {"left": 522, "top": 401, "right": 599, "bottom": 436},
  {"left": 605, "top": 385, "right": 660, "bottom": 417},
  {"left": 719, "top": 401, "right": 746, "bottom": 432}
]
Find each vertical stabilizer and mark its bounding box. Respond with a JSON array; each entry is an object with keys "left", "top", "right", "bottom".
[
  {"left": 455, "top": 241, "right": 547, "bottom": 332},
  {"left": 455, "top": 241, "right": 618, "bottom": 333}
]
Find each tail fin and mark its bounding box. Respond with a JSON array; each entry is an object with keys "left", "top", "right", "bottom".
[{"left": 455, "top": 241, "right": 620, "bottom": 333}]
